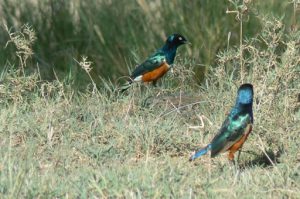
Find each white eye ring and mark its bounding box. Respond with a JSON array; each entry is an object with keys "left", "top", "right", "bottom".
[{"left": 179, "top": 37, "right": 182, "bottom": 40}]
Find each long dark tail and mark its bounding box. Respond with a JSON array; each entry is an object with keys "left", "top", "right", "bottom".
[{"left": 189, "top": 144, "right": 211, "bottom": 161}]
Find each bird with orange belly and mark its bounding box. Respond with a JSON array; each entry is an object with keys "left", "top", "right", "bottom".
[
  {"left": 189, "top": 84, "right": 254, "bottom": 163},
  {"left": 120, "top": 33, "right": 189, "bottom": 92}
]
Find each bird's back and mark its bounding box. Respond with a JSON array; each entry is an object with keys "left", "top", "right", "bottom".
[
  {"left": 130, "top": 50, "right": 166, "bottom": 79},
  {"left": 210, "top": 107, "right": 253, "bottom": 157}
]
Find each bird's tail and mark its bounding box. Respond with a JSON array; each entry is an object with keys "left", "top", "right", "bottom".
[
  {"left": 119, "top": 81, "right": 133, "bottom": 93},
  {"left": 189, "top": 144, "right": 211, "bottom": 161}
]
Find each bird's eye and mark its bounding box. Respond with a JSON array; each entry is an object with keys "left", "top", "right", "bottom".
[{"left": 178, "top": 37, "right": 182, "bottom": 40}]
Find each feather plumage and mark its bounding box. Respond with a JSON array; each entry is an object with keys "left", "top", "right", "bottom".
[
  {"left": 120, "top": 33, "right": 188, "bottom": 92},
  {"left": 190, "top": 84, "right": 254, "bottom": 161}
]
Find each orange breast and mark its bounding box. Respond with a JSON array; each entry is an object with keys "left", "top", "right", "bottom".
[
  {"left": 142, "top": 62, "right": 170, "bottom": 82},
  {"left": 228, "top": 125, "right": 252, "bottom": 160}
]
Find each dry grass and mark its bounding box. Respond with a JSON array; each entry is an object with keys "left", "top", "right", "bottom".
[
  {"left": 0, "top": 9, "right": 300, "bottom": 199},
  {"left": 0, "top": 0, "right": 292, "bottom": 86}
]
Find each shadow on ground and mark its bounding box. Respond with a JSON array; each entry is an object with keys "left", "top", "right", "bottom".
[{"left": 240, "top": 148, "right": 284, "bottom": 169}]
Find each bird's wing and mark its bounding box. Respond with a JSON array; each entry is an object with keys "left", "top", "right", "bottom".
[
  {"left": 210, "top": 113, "right": 252, "bottom": 157},
  {"left": 130, "top": 51, "right": 167, "bottom": 79}
]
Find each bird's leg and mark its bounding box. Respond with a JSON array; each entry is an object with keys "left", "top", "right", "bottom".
[
  {"left": 152, "top": 80, "right": 157, "bottom": 87},
  {"left": 228, "top": 152, "right": 239, "bottom": 171},
  {"left": 228, "top": 152, "right": 235, "bottom": 167},
  {"left": 228, "top": 151, "right": 235, "bottom": 162},
  {"left": 237, "top": 149, "right": 242, "bottom": 164}
]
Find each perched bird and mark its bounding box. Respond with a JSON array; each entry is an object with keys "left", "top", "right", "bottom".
[
  {"left": 189, "top": 84, "right": 254, "bottom": 162},
  {"left": 120, "top": 33, "right": 188, "bottom": 92}
]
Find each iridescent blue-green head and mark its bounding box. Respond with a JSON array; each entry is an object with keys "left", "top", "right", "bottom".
[
  {"left": 165, "top": 33, "right": 188, "bottom": 49},
  {"left": 162, "top": 33, "right": 188, "bottom": 64},
  {"left": 236, "top": 83, "right": 254, "bottom": 105}
]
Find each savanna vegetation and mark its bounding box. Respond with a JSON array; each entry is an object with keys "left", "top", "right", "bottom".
[{"left": 0, "top": 0, "right": 299, "bottom": 198}]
